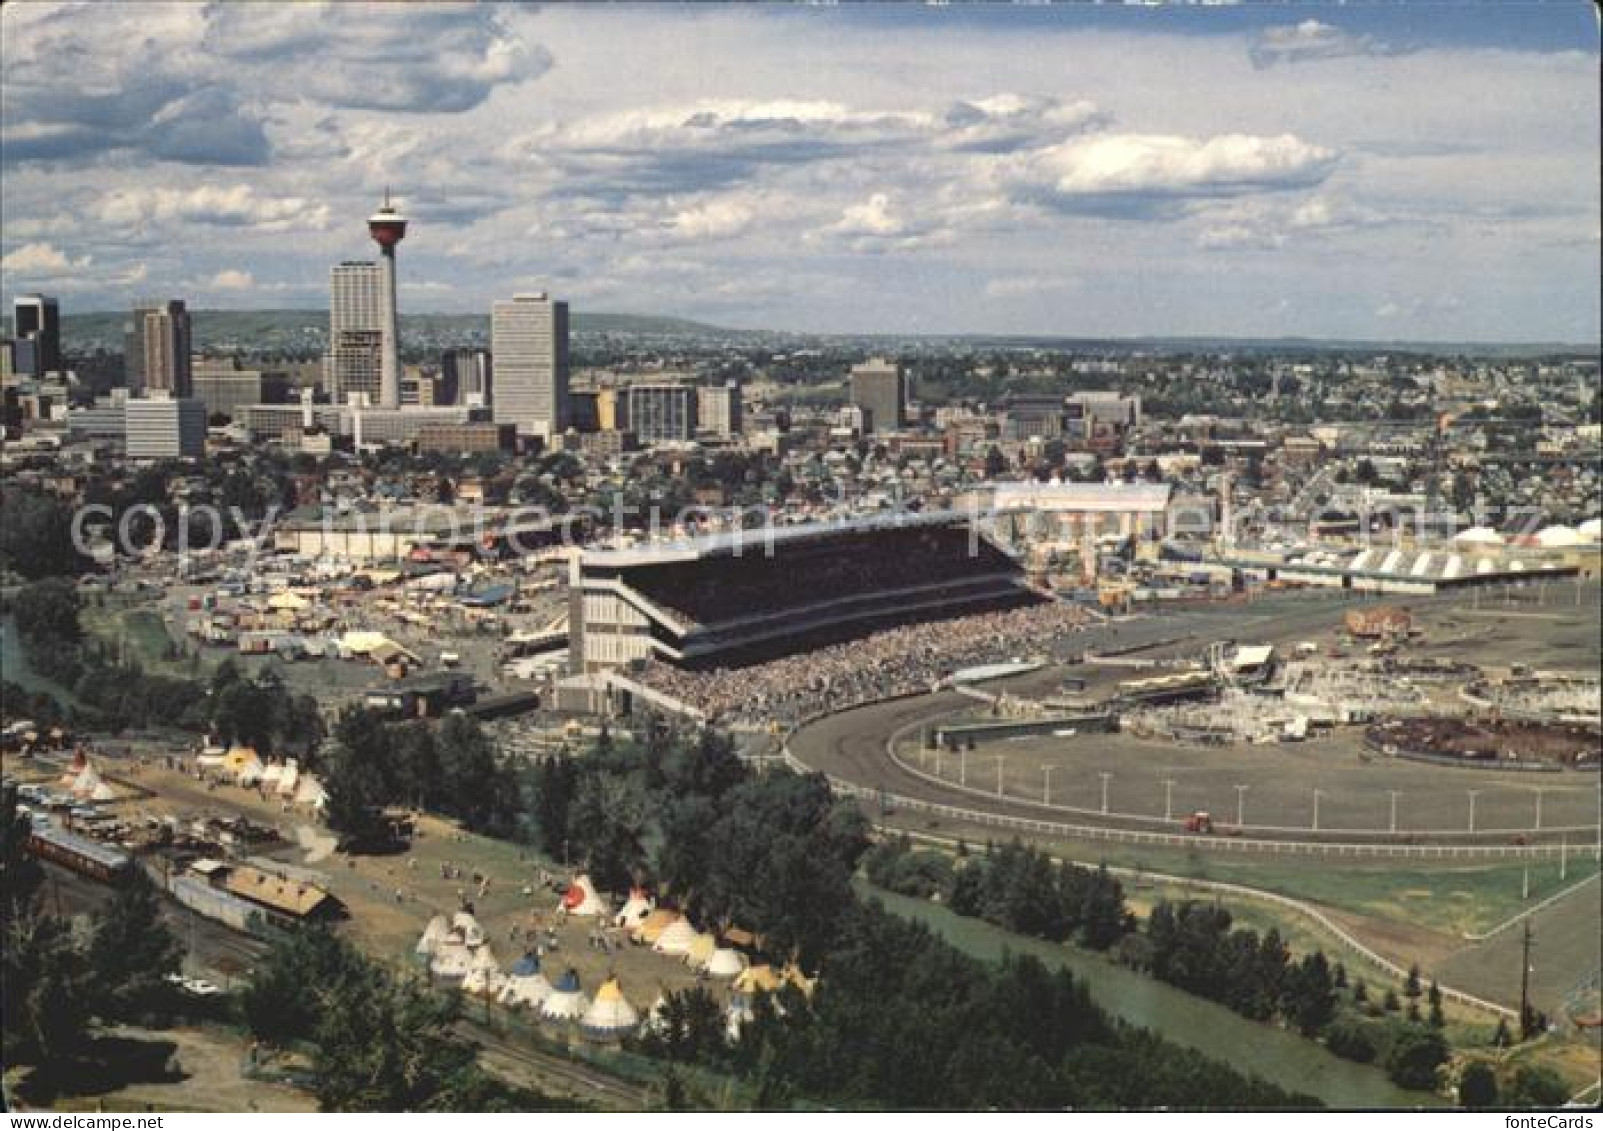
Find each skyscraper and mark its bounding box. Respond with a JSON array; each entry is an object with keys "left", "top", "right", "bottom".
[
  {"left": 850, "top": 357, "right": 905, "bottom": 434},
  {"left": 327, "top": 261, "right": 383, "bottom": 404},
  {"left": 441, "top": 347, "right": 492, "bottom": 407},
  {"left": 367, "top": 192, "right": 407, "bottom": 409},
  {"left": 12, "top": 295, "right": 60, "bottom": 377},
  {"left": 133, "top": 300, "right": 192, "bottom": 397},
  {"left": 697, "top": 379, "right": 742, "bottom": 438},
  {"left": 625, "top": 382, "right": 698, "bottom": 444},
  {"left": 492, "top": 293, "right": 568, "bottom": 441}
]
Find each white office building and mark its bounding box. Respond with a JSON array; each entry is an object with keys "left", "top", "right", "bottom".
[
  {"left": 491, "top": 293, "right": 568, "bottom": 441},
  {"left": 326, "top": 262, "right": 383, "bottom": 405},
  {"left": 125, "top": 394, "right": 207, "bottom": 460}
]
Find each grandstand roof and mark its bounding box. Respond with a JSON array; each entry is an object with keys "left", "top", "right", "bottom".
[{"left": 581, "top": 509, "right": 990, "bottom": 568}]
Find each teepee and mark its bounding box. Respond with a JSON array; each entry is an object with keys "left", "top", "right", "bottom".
[
  {"left": 580, "top": 977, "right": 640, "bottom": 1039},
  {"left": 632, "top": 908, "right": 679, "bottom": 945},
  {"left": 614, "top": 887, "right": 654, "bottom": 930},
  {"left": 430, "top": 939, "right": 473, "bottom": 980},
  {"left": 684, "top": 932, "right": 717, "bottom": 969},
  {"left": 277, "top": 758, "right": 301, "bottom": 796},
  {"left": 560, "top": 874, "right": 606, "bottom": 917},
  {"left": 460, "top": 948, "right": 505, "bottom": 997},
  {"left": 415, "top": 913, "right": 451, "bottom": 957},
  {"left": 704, "top": 946, "right": 747, "bottom": 979},
  {"left": 498, "top": 953, "right": 553, "bottom": 1009},
  {"left": 539, "top": 969, "right": 589, "bottom": 1022},
  {"left": 451, "top": 911, "right": 485, "bottom": 948},
  {"left": 653, "top": 917, "right": 699, "bottom": 957}
]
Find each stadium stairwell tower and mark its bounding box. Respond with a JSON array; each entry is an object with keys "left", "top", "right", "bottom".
[{"left": 367, "top": 189, "right": 408, "bottom": 409}]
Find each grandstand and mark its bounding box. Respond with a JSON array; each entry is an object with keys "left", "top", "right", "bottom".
[{"left": 568, "top": 513, "right": 1037, "bottom": 674}]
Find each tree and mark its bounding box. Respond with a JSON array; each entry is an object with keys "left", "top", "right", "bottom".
[
  {"left": 1504, "top": 1065, "right": 1568, "bottom": 1108},
  {"left": 1458, "top": 1062, "right": 1498, "bottom": 1109},
  {"left": 313, "top": 969, "right": 487, "bottom": 1111},
  {"left": 13, "top": 577, "right": 82, "bottom": 649},
  {"left": 1283, "top": 952, "right": 1337, "bottom": 1036},
  {"left": 0, "top": 490, "right": 86, "bottom": 579},
  {"left": 1, "top": 784, "right": 43, "bottom": 928},
  {"left": 1385, "top": 1027, "right": 1448, "bottom": 1091},
  {"left": 1404, "top": 963, "right": 1423, "bottom": 999},
  {"left": 87, "top": 868, "right": 182, "bottom": 1021},
  {"left": 3, "top": 913, "right": 93, "bottom": 1074},
  {"left": 322, "top": 739, "right": 393, "bottom": 850},
  {"left": 1426, "top": 981, "right": 1444, "bottom": 1029},
  {"left": 242, "top": 928, "right": 368, "bottom": 1046}
]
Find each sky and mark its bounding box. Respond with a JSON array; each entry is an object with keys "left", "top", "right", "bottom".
[{"left": 1, "top": 2, "right": 1598, "bottom": 342}]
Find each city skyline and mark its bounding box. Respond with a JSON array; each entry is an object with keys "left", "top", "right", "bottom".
[{"left": 1, "top": 4, "right": 1598, "bottom": 344}]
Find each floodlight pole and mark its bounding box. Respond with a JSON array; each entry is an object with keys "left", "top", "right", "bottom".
[
  {"left": 1312, "top": 789, "right": 1325, "bottom": 831},
  {"left": 1045, "top": 766, "right": 1058, "bottom": 807},
  {"left": 1235, "top": 784, "right": 1249, "bottom": 829},
  {"left": 1163, "top": 778, "right": 1176, "bottom": 822},
  {"left": 1467, "top": 790, "right": 1480, "bottom": 833},
  {"left": 1388, "top": 790, "right": 1401, "bottom": 834},
  {"left": 1099, "top": 772, "right": 1112, "bottom": 815}
]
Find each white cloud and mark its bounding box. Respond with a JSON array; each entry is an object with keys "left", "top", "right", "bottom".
[
  {"left": 1016, "top": 132, "right": 1339, "bottom": 210},
  {"left": 95, "top": 185, "right": 330, "bottom": 231},
  {"left": 1, "top": 241, "right": 91, "bottom": 274},
  {"left": 210, "top": 269, "right": 254, "bottom": 289},
  {"left": 670, "top": 198, "right": 755, "bottom": 241},
  {"left": 814, "top": 192, "right": 952, "bottom": 253},
  {"left": 1250, "top": 20, "right": 1402, "bottom": 68}
]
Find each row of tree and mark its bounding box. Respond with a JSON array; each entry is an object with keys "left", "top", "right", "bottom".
[
  {"left": 321, "top": 707, "right": 522, "bottom": 847},
  {"left": 241, "top": 928, "right": 552, "bottom": 1111},
  {"left": 1, "top": 785, "right": 185, "bottom": 1095},
  {"left": 639, "top": 898, "right": 1315, "bottom": 1110},
  {"left": 864, "top": 835, "right": 1129, "bottom": 950}
]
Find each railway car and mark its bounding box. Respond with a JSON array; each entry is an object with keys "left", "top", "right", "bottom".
[{"left": 26, "top": 823, "right": 133, "bottom": 884}]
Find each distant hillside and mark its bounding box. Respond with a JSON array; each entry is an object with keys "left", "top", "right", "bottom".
[{"left": 51, "top": 308, "right": 738, "bottom": 350}]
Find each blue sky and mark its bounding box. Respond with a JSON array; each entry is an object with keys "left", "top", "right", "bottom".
[{"left": 1, "top": 2, "right": 1597, "bottom": 342}]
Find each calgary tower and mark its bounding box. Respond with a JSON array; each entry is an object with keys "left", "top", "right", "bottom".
[{"left": 368, "top": 189, "right": 408, "bottom": 409}]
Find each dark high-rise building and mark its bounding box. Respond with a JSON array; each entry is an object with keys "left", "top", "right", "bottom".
[
  {"left": 441, "top": 347, "right": 492, "bottom": 407},
  {"left": 131, "top": 300, "right": 192, "bottom": 397},
  {"left": 13, "top": 295, "right": 61, "bottom": 377},
  {"left": 850, "top": 357, "right": 906, "bottom": 434}
]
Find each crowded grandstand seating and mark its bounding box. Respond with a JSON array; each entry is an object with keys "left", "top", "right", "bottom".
[{"left": 632, "top": 601, "right": 1094, "bottom": 725}]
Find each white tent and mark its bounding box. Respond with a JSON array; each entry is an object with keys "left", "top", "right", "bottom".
[
  {"left": 278, "top": 758, "right": 301, "bottom": 797},
  {"left": 430, "top": 941, "right": 473, "bottom": 980},
  {"left": 704, "top": 947, "right": 747, "bottom": 979},
  {"left": 1533, "top": 525, "right": 1584, "bottom": 548},
  {"left": 293, "top": 774, "right": 327, "bottom": 810},
  {"left": 652, "top": 917, "right": 699, "bottom": 957},
  {"left": 580, "top": 977, "right": 640, "bottom": 1039},
  {"left": 415, "top": 914, "right": 451, "bottom": 957},
  {"left": 498, "top": 954, "right": 553, "bottom": 1009},
  {"left": 452, "top": 912, "right": 485, "bottom": 948},
  {"left": 1578, "top": 518, "right": 1601, "bottom": 543},
  {"left": 684, "top": 933, "right": 718, "bottom": 969},
  {"left": 1453, "top": 526, "right": 1503, "bottom": 546},
  {"left": 261, "top": 762, "right": 285, "bottom": 789},
  {"left": 70, "top": 763, "right": 105, "bottom": 801},
  {"left": 540, "top": 970, "right": 589, "bottom": 1022},
  {"left": 614, "top": 887, "right": 654, "bottom": 930},
  {"left": 560, "top": 874, "right": 607, "bottom": 917},
  {"left": 461, "top": 949, "right": 505, "bottom": 997}
]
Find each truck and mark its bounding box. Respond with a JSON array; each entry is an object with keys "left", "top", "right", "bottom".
[{"left": 1183, "top": 811, "right": 1215, "bottom": 834}]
